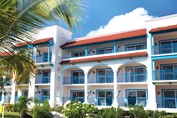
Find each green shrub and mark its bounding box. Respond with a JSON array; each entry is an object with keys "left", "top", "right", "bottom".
[
  {"left": 51, "top": 106, "right": 63, "bottom": 113},
  {"left": 32, "top": 100, "right": 51, "bottom": 118},
  {"left": 63, "top": 101, "right": 99, "bottom": 118},
  {"left": 101, "top": 107, "right": 116, "bottom": 118},
  {"left": 4, "top": 103, "right": 12, "bottom": 112},
  {"left": 129, "top": 105, "right": 148, "bottom": 118},
  {"left": 12, "top": 96, "right": 30, "bottom": 117},
  {"left": 116, "top": 108, "right": 126, "bottom": 118}
]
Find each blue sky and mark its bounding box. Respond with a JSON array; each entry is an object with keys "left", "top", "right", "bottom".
[{"left": 71, "top": 0, "right": 177, "bottom": 38}]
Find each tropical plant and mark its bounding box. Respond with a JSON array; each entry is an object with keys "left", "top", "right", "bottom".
[
  {"left": 0, "top": 0, "right": 86, "bottom": 84},
  {"left": 32, "top": 100, "right": 51, "bottom": 118},
  {"left": 63, "top": 101, "right": 99, "bottom": 118}
]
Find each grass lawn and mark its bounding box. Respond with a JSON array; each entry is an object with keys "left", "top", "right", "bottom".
[{"left": 0, "top": 112, "right": 20, "bottom": 118}]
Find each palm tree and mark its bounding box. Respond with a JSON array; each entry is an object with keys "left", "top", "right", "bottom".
[{"left": 0, "top": 0, "right": 87, "bottom": 84}]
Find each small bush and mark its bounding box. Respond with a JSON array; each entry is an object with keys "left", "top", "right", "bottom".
[
  {"left": 4, "top": 104, "right": 12, "bottom": 112},
  {"left": 101, "top": 107, "right": 116, "bottom": 118},
  {"left": 129, "top": 105, "right": 148, "bottom": 118},
  {"left": 117, "top": 108, "right": 126, "bottom": 118},
  {"left": 51, "top": 106, "right": 63, "bottom": 113},
  {"left": 63, "top": 101, "right": 99, "bottom": 118},
  {"left": 32, "top": 100, "right": 51, "bottom": 118}
]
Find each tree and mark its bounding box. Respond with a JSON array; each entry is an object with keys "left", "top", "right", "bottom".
[{"left": 0, "top": 0, "right": 86, "bottom": 83}]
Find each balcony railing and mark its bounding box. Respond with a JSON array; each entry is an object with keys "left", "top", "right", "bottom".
[
  {"left": 35, "top": 75, "right": 50, "bottom": 84},
  {"left": 63, "top": 97, "right": 84, "bottom": 104},
  {"left": 153, "top": 70, "right": 177, "bottom": 81},
  {"left": 153, "top": 45, "right": 177, "bottom": 55},
  {"left": 117, "top": 73, "right": 147, "bottom": 83},
  {"left": 88, "top": 75, "right": 113, "bottom": 84},
  {"left": 34, "top": 55, "right": 51, "bottom": 63},
  {"left": 62, "top": 48, "right": 147, "bottom": 59},
  {"left": 63, "top": 77, "right": 84, "bottom": 84},
  {"left": 157, "top": 97, "right": 177, "bottom": 108},
  {"left": 35, "top": 95, "right": 50, "bottom": 103},
  {"left": 118, "top": 97, "right": 147, "bottom": 107}
]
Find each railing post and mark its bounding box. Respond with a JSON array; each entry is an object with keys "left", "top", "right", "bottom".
[
  {"left": 114, "top": 41, "right": 117, "bottom": 53},
  {"left": 85, "top": 46, "right": 88, "bottom": 56}
]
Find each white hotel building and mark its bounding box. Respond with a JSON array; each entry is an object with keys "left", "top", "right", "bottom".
[{"left": 2, "top": 14, "right": 177, "bottom": 112}]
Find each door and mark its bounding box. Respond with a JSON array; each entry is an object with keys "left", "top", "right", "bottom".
[
  {"left": 164, "top": 91, "right": 176, "bottom": 108},
  {"left": 97, "top": 90, "right": 113, "bottom": 106},
  {"left": 71, "top": 91, "right": 84, "bottom": 103},
  {"left": 42, "top": 71, "right": 50, "bottom": 83},
  {"left": 162, "top": 65, "right": 174, "bottom": 80},
  {"left": 41, "top": 89, "right": 50, "bottom": 102},
  {"left": 128, "top": 91, "right": 136, "bottom": 106}
]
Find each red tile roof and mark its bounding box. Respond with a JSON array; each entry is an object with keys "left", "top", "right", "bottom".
[
  {"left": 60, "top": 51, "right": 148, "bottom": 64},
  {"left": 0, "top": 52, "right": 12, "bottom": 56},
  {"left": 149, "top": 24, "right": 177, "bottom": 33},
  {"left": 61, "top": 29, "right": 147, "bottom": 48},
  {"left": 15, "top": 37, "right": 53, "bottom": 47}
]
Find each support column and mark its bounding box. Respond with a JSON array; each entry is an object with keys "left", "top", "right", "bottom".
[
  {"left": 48, "top": 42, "right": 51, "bottom": 62},
  {"left": 17, "top": 89, "right": 22, "bottom": 97},
  {"left": 146, "top": 33, "right": 157, "bottom": 110},
  {"left": 10, "top": 78, "right": 16, "bottom": 104},
  {"left": 60, "top": 74, "right": 64, "bottom": 105},
  {"left": 28, "top": 77, "right": 35, "bottom": 98},
  {"left": 113, "top": 71, "right": 118, "bottom": 107},
  {"left": 84, "top": 73, "right": 88, "bottom": 103}
]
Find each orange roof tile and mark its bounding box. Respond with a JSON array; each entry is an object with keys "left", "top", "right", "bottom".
[
  {"left": 0, "top": 52, "right": 12, "bottom": 56},
  {"left": 60, "top": 51, "right": 148, "bottom": 64},
  {"left": 15, "top": 37, "right": 53, "bottom": 47},
  {"left": 149, "top": 24, "right": 177, "bottom": 33},
  {"left": 61, "top": 29, "right": 147, "bottom": 48}
]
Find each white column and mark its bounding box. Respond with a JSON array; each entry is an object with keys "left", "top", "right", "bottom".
[
  {"left": 113, "top": 71, "right": 118, "bottom": 107},
  {"left": 60, "top": 74, "right": 64, "bottom": 105},
  {"left": 17, "top": 89, "right": 22, "bottom": 97},
  {"left": 146, "top": 33, "right": 157, "bottom": 110},
  {"left": 10, "top": 78, "right": 16, "bottom": 104},
  {"left": 84, "top": 73, "right": 88, "bottom": 103},
  {"left": 28, "top": 78, "right": 35, "bottom": 98}
]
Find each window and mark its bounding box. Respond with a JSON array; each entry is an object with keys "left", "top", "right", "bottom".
[
  {"left": 97, "top": 69, "right": 113, "bottom": 83},
  {"left": 126, "top": 66, "right": 146, "bottom": 82},
  {"left": 127, "top": 90, "right": 147, "bottom": 107},
  {"left": 41, "top": 89, "right": 50, "bottom": 102},
  {"left": 160, "top": 40, "right": 177, "bottom": 54},
  {"left": 161, "top": 64, "right": 177, "bottom": 80},
  {"left": 96, "top": 47, "right": 113, "bottom": 54},
  {"left": 71, "top": 91, "right": 84, "bottom": 103},
  {"left": 42, "top": 52, "right": 51, "bottom": 62},
  {"left": 71, "top": 51, "right": 85, "bottom": 57},
  {"left": 163, "top": 90, "right": 177, "bottom": 108},
  {"left": 126, "top": 43, "right": 146, "bottom": 51},
  {"left": 97, "top": 90, "right": 113, "bottom": 106},
  {"left": 72, "top": 71, "right": 84, "bottom": 84}
]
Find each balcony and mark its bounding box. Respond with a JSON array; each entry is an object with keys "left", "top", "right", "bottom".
[
  {"left": 35, "top": 95, "right": 50, "bottom": 103},
  {"left": 63, "top": 77, "right": 84, "bottom": 84},
  {"left": 153, "top": 70, "right": 177, "bottom": 81},
  {"left": 88, "top": 75, "right": 113, "bottom": 84},
  {"left": 157, "top": 97, "right": 177, "bottom": 108},
  {"left": 35, "top": 75, "right": 50, "bottom": 84},
  {"left": 34, "top": 55, "right": 51, "bottom": 63},
  {"left": 63, "top": 97, "right": 84, "bottom": 103},
  {"left": 118, "top": 97, "right": 147, "bottom": 107},
  {"left": 62, "top": 44, "right": 147, "bottom": 59},
  {"left": 117, "top": 73, "right": 147, "bottom": 83},
  {"left": 153, "top": 42, "right": 177, "bottom": 55}
]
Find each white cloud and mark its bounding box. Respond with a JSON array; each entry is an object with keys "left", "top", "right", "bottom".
[{"left": 86, "top": 7, "right": 154, "bottom": 37}]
